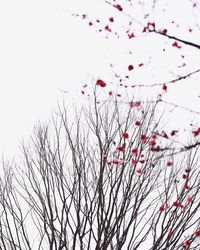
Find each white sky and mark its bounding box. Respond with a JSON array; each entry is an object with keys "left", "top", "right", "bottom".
[
  {"left": 0, "top": 0, "right": 200, "bottom": 159},
  {"left": 0, "top": 0, "right": 106, "bottom": 158}
]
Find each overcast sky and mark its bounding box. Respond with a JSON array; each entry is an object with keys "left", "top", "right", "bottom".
[
  {"left": 0, "top": 0, "right": 199, "bottom": 159},
  {"left": 0, "top": 0, "right": 105, "bottom": 158}
]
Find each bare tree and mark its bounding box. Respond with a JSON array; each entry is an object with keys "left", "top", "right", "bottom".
[{"left": 0, "top": 88, "right": 200, "bottom": 249}]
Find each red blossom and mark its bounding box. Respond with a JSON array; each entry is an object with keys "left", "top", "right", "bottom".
[
  {"left": 96, "top": 79, "right": 107, "bottom": 87},
  {"left": 171, "top": 130, "right": 178, "bottom": 136},
  {"left": 161, "top": 131, "right": 169, "bottom": 139},
  {"left": 105, "top": 25, "right": 111, "bottom": 32},
  {"left": 148, "top": 22, "right": 155, "bottom": 29},
  {"left": 187, "top": 196, "right": 193, "bottom": 203},
  {"left": 81, "top": 90, "right": 85, "bottom": 95},
  {"left": 183, "top": 183, "right": 190, "bottom": 190},
  {"left": 166, "top": 161, "right": 173, "bottom": 167},
  {"left": 131, "top": 160, "right": 137, "bottom": 166},
  {"left": 138, "top": 63, "right": 144, "bottom": 67},
  {"left": 167, "top": 229, "right": 173, "bottom": 238},
  {"left": 172, "top": 41, "right": 181, "bottom": 48},
  {"left": 108, "top": 91, "right": 113, "bottom": 96},
  {"left": 135, "top": 120, "right": 141, "bottom": 126},
  {"left": 131, "top": 149, "right": 138, "bottom": 155},
  {"left": 109, "top": 17, "right": 114, "bottom": 22},
  {"left": 135, "top": 101, "right": 141, "bottom": 107},
  {"left": 109, "top": 158, "right": 124, "bottom": 165},
  {"left": 116, "top": 144, "right": 125, "bottom": 152},
  {"left": 89, "top": 22, "right": 93, "bottom": 26},
  {"left": 143, "top": 22, "right": 155, "bottom": 32},
  {"left": 173, "top": 201, "right": 183, "bottom": 208},
  {"left": 152, "top": 133, "right": 157, "bottom": 139},
  {"left": 128, "top": 65, "right": 134, "bottom": 71},
  {"left": 141, "top": 134, "right": 147, "bottom": 143},
  {"left": 113, "top": 4, "right": 123, "bottom": 11},
  {"left": 161, "top": 28, "right": 168, "bottom": 34},
  {"left": 149, "top": 139, "right": 156, "bottom": 146},
  {"left": 195, "top": 229, "right": 200, "bottom": 236},
  {"left": 182, "top": 240, "right": 191, "bottom": 249},
  {"left": 159, "top": 205, "right": 165, "bottom": 213},
  {"left": 109, "top": 160, "right": 119, "bottom": 165},
  {"left": 150, "top": 145, "right": 161, "bottom": 152},
  {"left": 122, "top": 132, "right": 129, "bottom": 139},
  {"left": 136, "top": 168, "right": 143, "bottom": 174},
  {"left": 128, "top": 33, "right": 135, "bottom": 39},
  {"left": 129, "top": 101, "right": 141, "bottom": 108},
  {"left": 162, "top": 84, "right": 167, "bottom": 91},
  {"left": 182, "top": 174, "right": 189, "bottom": 179},
  {"left": 192, "top": 127, "right": 200, "bottom": 136},
  {"left": 159, "top": 202, "right": 168, "bottom": 213}
]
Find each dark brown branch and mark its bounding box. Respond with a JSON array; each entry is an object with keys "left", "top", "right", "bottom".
[{"left": 152, "top": 30, "right": 200, "bottom": 50}]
